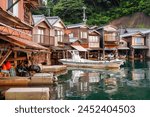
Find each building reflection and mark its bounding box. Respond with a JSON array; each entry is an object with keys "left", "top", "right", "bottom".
[
  {"left": 56, "top": 70, "right": 101, "bottom": 99},
  {"left": 56, "top": 70, "right": 124, "bottom": 99}
]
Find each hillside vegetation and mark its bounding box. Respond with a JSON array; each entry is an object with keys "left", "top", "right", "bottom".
[{"left": 33, "top": 0, "right": 150, "bottom": 27}]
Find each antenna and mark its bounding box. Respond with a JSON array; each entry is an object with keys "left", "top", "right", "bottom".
[{"left": 82, "top": 6, "right": 87, "bottom": 24}]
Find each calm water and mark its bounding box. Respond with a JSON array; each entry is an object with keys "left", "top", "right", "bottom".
[
  {"left": 1, "top": 60, "right": 150, "bottom": 100},
  {"left": 55, "top": 60, "right": 150, "bottom": 100}
]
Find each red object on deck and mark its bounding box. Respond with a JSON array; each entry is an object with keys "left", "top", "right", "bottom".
[
  {"left": 2, "top": 64, "right": 7, "bottom": 70},
  {"left": 5, "top": 61, "right": 11, "bottom": 70}
]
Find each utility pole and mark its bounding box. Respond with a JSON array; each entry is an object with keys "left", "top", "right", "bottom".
[{"left": 82, "top": 6, "right": 87, "bottom": 24}]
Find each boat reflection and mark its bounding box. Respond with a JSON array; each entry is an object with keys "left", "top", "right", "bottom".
[{"left": 56, "top": 69, "right": 125, "bottom": 99}]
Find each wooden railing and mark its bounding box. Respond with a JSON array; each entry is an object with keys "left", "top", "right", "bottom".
[
  {"left": 104, "top": 35, "right": 119, "bottom": 42},
  {"left": 33, "top": 34, "right": 55, "bottom": 46}
]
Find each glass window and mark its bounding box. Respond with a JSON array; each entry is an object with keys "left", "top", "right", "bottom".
[
  {"left": 135, "top": 38, "right": 143, "bottom": 45},
  {"left": 69, "top": 33, "right": 74, "bottom": 38},
  {"left": 7, "top": 0, "right": 19, "bottom": 17},
  {"left": 81, "top": 32, "right": 87, "bottom": 38},
  {"left": 8, "top": 0, "right": 13, "bottom": 13}
]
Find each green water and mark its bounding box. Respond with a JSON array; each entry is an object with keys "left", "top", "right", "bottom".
[
  {"left": 57, "top": 60, "right": 150, "bottom": 100},
  {"left": 0, "top": 60, "right": 150, "bottom": 100}
]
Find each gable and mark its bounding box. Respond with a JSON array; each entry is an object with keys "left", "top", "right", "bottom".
[
  {"left": 53, "top": 21, "right": 65, "bottom": 29},
  {"left": 38, "top": 21, "right": 51, "bottom": 29}
]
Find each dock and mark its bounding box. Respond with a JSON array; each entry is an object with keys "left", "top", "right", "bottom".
[{"left": 5, "top": 87, "right": 50, "bottom": 100}]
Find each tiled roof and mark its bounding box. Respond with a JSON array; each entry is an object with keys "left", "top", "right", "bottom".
[
  {"left": 120, "top": 28, "right": 150, "bottom": 38},
  {"left": 131, "top": 45, "right": 149, "bottom": 49},
  {"left": 32, "top": 15, "right": 45, "bottom": 24},
  {"left": 32, "top": 15, "right": 52, "bottom": 28},
  {"left": 67, "top": 23, "right": 88, "bottom": 28},
  {"left": 46, "top": 16, "right": 60, "bottom": 25}
]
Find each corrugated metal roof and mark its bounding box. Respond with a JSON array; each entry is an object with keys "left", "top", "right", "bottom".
[
  {"left": 131, "top": 45, "right": 149, "bottom": 49},
  {"left": 46, "top": 16, "right": 60, "bottom": 25},
  {"left": 118, "top": 46, "right": 129, "bottom": 50},
  {"left": 0, "top": 34, "right": 47, "bottom": 50},
  {"left": 120, "top": 32, "right": 142, "bottom": 38},
  {"left": 67, "top": 23, "right": 88, "bottom": 28},
  {"left": 120, "top": 28, "right": 150, "bottom": 37},
  {"left": 104, "top": 47, "right": 117, "bottom": 50},
  {"left": 71, "top": 45, "right": 87, "bottom": 51},
  {"left": 32, "top": 15, "right": 45, "bottom": 24},
  {"left": 32, "top": 15, "right": 52, "bottom": 28}
]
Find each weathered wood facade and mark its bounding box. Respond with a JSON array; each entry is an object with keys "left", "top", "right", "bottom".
[
  {"left": 118, "top": 39, "right": 129, "bottom": 59},
  {"left": 97, "top": 25, "right": 119, "bottom": 60},
  {"left": 88, "top": 29, "right": 102, "bottom": 60},
  {"left": 0, "top": 0, "right": 47, "bottom": 72},
  {"left": 121, "top": 32, "right": 149, "bottom": 59}
]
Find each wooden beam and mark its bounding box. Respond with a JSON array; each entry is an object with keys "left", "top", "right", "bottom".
[
  {"left": 0, "top": 49, "right": 12, "bottom": 66},
  {"left": 7, "top": 57, "right": 27, "bottom": 62},
  {"left": 14, "top": 51, "right": 17, "bottom": 67},
  {"left": 0, "top": 35, "right": 26, "bottom": 48}
]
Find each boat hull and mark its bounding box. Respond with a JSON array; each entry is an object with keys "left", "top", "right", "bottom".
[{"left": 59, "top": 59, "right": 122, "bottom": 69}]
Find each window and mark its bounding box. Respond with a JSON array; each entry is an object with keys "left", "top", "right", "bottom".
[
  {"left": 37, "top": 28, "right": 45, "bottom": 43},
  {"left": 7, "top": 0, "right": 19, "bottom": 17},
  {"left": 81, "top": 32, "right": 87, "bottom": 38},
  {"left": 55, "top": 30, "right": 63, "bottom": 42},
  {"left": 89, "top": 36, "right": 99, "bottom": 42},
  {"left": 8, "top": 0, "right": 13, "bottom": 13},
  {"left": 89, "top": 36, "right": 99, "bottom": 47},
  {"left": 69, "top": 33, "right": 74, "bottom": 38},
  {"left": 135, "top": 38, "right": 143, "bottom": 45}
]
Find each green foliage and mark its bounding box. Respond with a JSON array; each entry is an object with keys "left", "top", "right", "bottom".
[{"left": 32, "top": 0, "right": 150, "bottom": 26}]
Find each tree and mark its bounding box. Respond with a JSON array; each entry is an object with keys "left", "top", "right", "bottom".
[{"left": 53, "top": 0, "right": 85, "bottom": 24}]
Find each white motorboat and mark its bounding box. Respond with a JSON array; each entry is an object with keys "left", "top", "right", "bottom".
[{"left": 59, "top": 50, "right": 124, "bottom": 69}]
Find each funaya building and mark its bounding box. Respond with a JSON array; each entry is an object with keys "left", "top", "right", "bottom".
[{"left": 0, "top": 0, "right": 48, "bottom": 77}]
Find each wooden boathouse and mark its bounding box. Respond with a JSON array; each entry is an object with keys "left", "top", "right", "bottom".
[
  {"left": 120, "top": 32, "right": 149, "bottom": 59},
  {"left": 97, "top": 25, "right": 119, "bottom": 60},
  {"left": 0, "top": 0, "right": 48, "bottom": 77}
]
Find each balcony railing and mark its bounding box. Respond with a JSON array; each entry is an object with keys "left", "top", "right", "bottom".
[
  {"left": 104, "top": 35, "right": 119, "bottom": 42},
  {"left": 33, "top": 34, "right": 55, "bottom": 46},
  {"left": 55, "top": 35, "right": 69, "bottom": 43}
]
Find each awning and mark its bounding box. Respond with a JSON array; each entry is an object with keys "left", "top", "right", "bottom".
[
  {"left": 51, "top": 46, "right": 72, "bottom": 51},
  {"left": 104, "top": 47, "right": 117, "bottom": 50},
  {"left": 118, "top": 46, "right": 129, "bottom": 50},
  {"left": 88, "top": 48, "right": 103, "bottom": 51},
  {"left": 71, "top": 45, "right": 87, "bottom": 51},
  {"left": 131, "top": 45, "right": 149, "bottom": 49},
  {"left": 0, "top": 34, "right": 47, "bottom": 50}
]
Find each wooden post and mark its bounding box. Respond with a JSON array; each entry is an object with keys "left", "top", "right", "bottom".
[
  {"left": 132, "top": 49, "right": 135, "bottom": 59},
  {"left": 98, "top": 50, "right": 100, "bottom": 60},
  {"left": 14, "top": 51, "right": 17, "bottom": 67},
  {"left": 27, "top": 52, "right": 32, "bottom": 66},
  {"left": 63, "top": 51, "right": 65, "bottom": 59},
  {"left": 88, "top": 51, "right": 89, "bottom": 59},
  {"left": 46, "top": 53, "right": 51, "bottom": 65},
  {"left": 66, "top": 51, "right": 68, "bottom": 59},
  {"left": 85, "top": 52, "right": 86, "bottom": 59}
]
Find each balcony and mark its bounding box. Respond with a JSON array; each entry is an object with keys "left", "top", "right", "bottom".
[
  {"left": 104, "top": 35, "right": 119, "bottom": 42},
  {"left": 56, "top": 35, "right": 69, "bottom": 43},
  {"left": 33, "top": 34, "right": 55, "bottom": 46}
]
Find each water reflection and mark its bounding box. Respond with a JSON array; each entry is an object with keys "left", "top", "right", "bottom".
[{"left": 57, "top": 60, "right": 150, "bottom": 100}]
